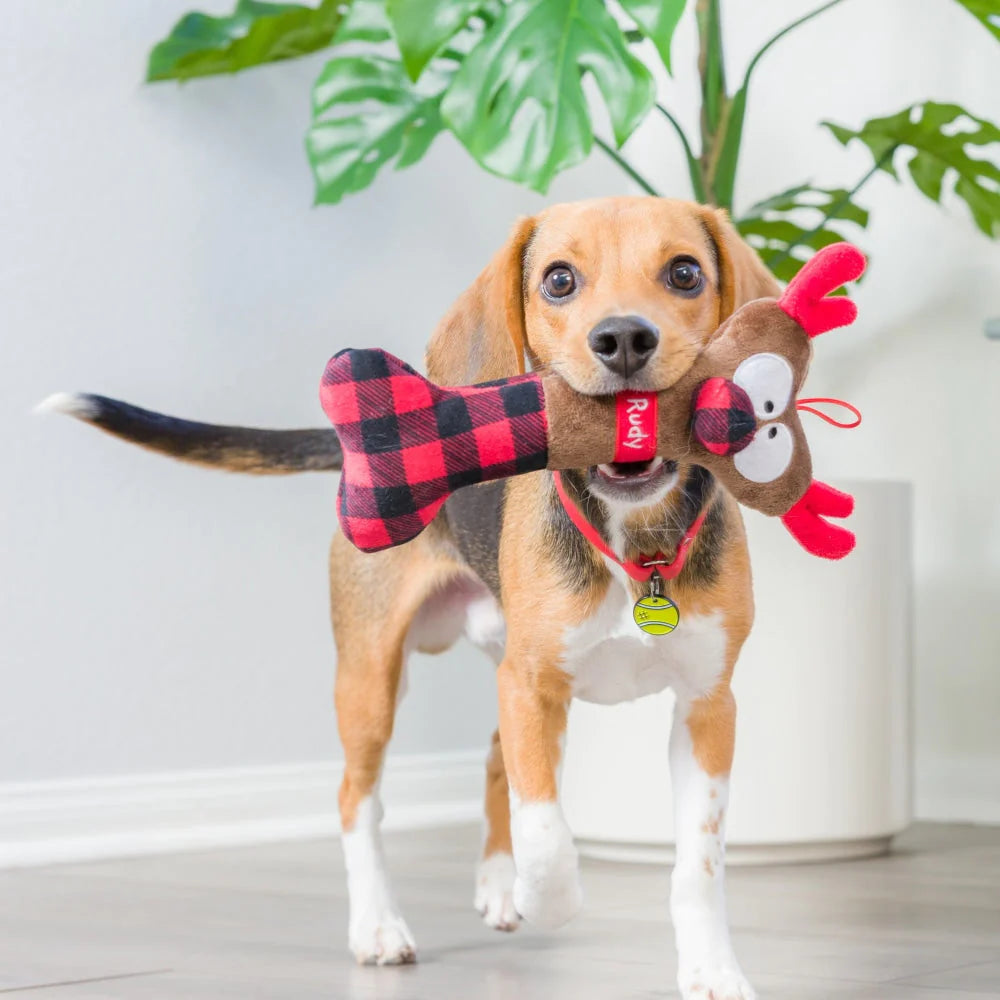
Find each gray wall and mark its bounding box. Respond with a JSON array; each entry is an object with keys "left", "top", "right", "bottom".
[
  {"left": 0, "top": 1, "right": 621, "bottom": 781},
  {"left": 3, "top": 1, "right": 999, "bottom": 821}
]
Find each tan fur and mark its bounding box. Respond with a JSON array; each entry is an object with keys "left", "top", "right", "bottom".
[
  {"left": 697, "top": 207, "right": 779, "bottom": 323},
  {"left": 329, "top": 527, "right": 472, "bottom": 830},
  {"left": 494, "top": 472, "right": 602, "bottom": 802},
  {"left": 675, "top": 498, "right": 754, "bottom": 779},
  {"left": 483, "top": 730, "right": 513, "bottom": 857},
  {"left": 330, "top": 196, "right": 776, "bottom": 859}
]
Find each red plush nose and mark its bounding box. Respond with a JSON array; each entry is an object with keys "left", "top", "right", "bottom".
[{"left": 692, "top": 377, "right": 756, "bottom": 456}]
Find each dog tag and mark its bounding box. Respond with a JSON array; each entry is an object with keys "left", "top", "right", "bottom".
[{"left": 632, "top": 573, "right": 680, "bottom": 636}]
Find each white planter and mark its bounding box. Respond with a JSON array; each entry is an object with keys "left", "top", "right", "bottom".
[{"left": 562, "top": 479, "right": 913, "bottom": 865}]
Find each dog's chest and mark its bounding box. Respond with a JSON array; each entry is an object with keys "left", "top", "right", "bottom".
[{"left": 562, "top": 574, "right": 727, "bottom": 705}]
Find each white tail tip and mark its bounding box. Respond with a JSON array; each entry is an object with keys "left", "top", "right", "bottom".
[{"left": 34, "top": 392, "right": 99, "bottom": 418}]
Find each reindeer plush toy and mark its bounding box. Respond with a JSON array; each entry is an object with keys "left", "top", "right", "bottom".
[{"left": 320, "top": 242, "right": 865, "bottom": 559}]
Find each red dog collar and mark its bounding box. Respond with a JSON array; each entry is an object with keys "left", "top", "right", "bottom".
[{"left": 552, "top": 470, "right": 706, "bottom": 584}]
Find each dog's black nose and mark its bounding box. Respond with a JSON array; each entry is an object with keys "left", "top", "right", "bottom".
[{"left": 587, "top": 316, "right": 660, "bottom": 379}]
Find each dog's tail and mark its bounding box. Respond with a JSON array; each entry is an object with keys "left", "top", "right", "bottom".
[{"left": 36, "top": 392, "right": 343, "bottom": 474}]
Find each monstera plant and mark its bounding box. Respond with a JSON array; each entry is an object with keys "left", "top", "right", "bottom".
[{"left": 147, "top": 0, "right": 1000, "bottom": 281}]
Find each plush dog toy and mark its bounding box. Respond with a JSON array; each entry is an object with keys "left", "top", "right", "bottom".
[{"left": 321, "top": 242, "right": 865, "bottom": 558}]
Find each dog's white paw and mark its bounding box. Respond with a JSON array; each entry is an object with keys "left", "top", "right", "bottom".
[
  {"left": 510, "top": 801, "right": 583, "bottom": 929},
  {"left": 678, "top": 965, "right": 756, "bottom": 1000},
  {"left": 513, "top": 869, "right": 583, "bottom": 929},
  {"left": 349, "top": 910, "right": 417, "bottom": 966},
  {"left": 475, "top": 852, "right": 520, "bottom": 932}
]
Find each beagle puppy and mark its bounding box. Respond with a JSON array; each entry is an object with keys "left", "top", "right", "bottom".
[{"left": 45, "top": 197, "right": 778, "bottom": 1000}]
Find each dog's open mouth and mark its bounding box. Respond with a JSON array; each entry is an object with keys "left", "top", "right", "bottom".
[
  {"left": 589, "top": 457, "right": 679, "bottom": 500},
  {"left": 596, "top": 457, "right": 668, "bottom": 483}
]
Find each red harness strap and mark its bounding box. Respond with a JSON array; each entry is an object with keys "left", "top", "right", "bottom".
[{"left": 552, "top": 471, "right": 707, "bottom": 584}]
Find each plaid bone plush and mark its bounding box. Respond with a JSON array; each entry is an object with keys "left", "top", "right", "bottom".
[
  {"left": 320, "top": 242, "right": 867, "bottom": 558},
  {"left": 320, "top": 349, "right": 549, "bottom": 551}
]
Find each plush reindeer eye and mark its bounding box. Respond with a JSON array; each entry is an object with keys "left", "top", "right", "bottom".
[
  {"left": 734, "top": 423, "right": 794, "bottom": 483},
  {"left": 542, "top": 264, "right": 577, "bottom": 300},
  {"left": 664, "top": 256, "right": 703, "bottom": 294},
  {"left": 733, "top": 353, "right": 794, "bottom": 419}
]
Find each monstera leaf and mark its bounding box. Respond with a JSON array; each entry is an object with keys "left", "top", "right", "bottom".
[
  {"left": 306, "top": 56, "right": 449, "bottom": 205},
  {"left": 440, "top": 0, "right": 655, "bottom": 192},
  {"left": 335, "top": 0, "right": 393, "bottom": 44},
  {"left": 824, "top": 102, "right": 1000, "bottom": 238},
  {"left": 388, "top": 0, "right": 492, "bottom": 80},
  {"left": 619, "top": 0, "right": 687, "bottom": 71},
  {"left": 737, "top": 185, "right": 870, "bottom": 283},
  {"left": 952, "top": 0, "right": 1000, "bottom": 42},
  {"left": 147, "top": 0, "right": 344, "bottom": 81}
]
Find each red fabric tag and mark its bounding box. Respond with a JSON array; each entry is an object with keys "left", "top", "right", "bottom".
[{"left": 614, "top": 391, "right": 658, "bottom": 462}]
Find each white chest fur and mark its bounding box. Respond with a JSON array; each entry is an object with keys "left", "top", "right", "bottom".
[{"left": 563, "top": 569, "right": 727, "bottom": 706}]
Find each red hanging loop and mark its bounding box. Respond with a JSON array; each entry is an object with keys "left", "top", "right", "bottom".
[{"left": 796, "top": 397, "right": 862, "bottom": 429}]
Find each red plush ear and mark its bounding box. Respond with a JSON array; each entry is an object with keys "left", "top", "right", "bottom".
[
  {"left": 780, "top": 480, "right": 856, "bottom": 559},
  {"left": 778, "top": 243, "right": 866, "bottom": 338}
]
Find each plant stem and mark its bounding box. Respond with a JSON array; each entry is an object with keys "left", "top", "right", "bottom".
[
  {"left": 696, "top": 0, "right": 853, "bottom": 210},
  {"left": 696, "top": 0, "right": 726, "bottom": 135},
  {"left": 740, "top": 0, "right": 852, "bottom": 92},
  {"left": 655, "top": 104, "right": 705, "bottom": 201},
  {"left": 595, "top": 137, "right": 661, "bottom": 197},
  {"left": 764, "top": 147, "right": 896, "bottom": 269},
  {"left": 695, "top": 0, "right": 728, "bottom": 205}
]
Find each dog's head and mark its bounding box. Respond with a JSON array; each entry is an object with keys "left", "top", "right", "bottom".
[{"left": 427, "top": 197, "right": 779, "bottom": 505}]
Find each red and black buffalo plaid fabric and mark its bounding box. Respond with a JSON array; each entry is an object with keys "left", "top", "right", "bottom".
[
  {"left": 691, "top": 377, "right": 756, "bottom": 456},
  {"left": 320, "top": 349, "right": 549, "bottom": 552}
]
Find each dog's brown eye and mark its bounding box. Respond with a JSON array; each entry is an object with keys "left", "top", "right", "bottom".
[
  {"left": 665, "top": 256, "right": 703, "bottom": 294},
  {"left": 542, "top": 265, "right": 576, "bottom": 300}
]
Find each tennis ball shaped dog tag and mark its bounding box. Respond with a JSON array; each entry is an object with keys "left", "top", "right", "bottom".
[{"left": 632, "top": 593, "right": 680, "bottom": 636}]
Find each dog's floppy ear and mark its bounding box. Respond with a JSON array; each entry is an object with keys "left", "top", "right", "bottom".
[
  {"left": 426, "top": 216, "right": 536, "bottom": 385},
  {"left": 698, "top": 206, "right": 781, "bottom": 322}
]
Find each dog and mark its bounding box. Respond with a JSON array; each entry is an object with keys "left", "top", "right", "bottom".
[{"left": 43, "top": 196, "right": 779, "bottom": 1000}]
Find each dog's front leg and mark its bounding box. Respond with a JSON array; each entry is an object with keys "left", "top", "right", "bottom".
[
  {"left": 670, "top": 684, "right": 755, "bottom": 1000},
  {"left": 496, "top": 657, "right": 582, "bottom": 929}
]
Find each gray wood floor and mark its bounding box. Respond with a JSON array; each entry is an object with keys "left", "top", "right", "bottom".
[{"left": 1, "top": 823, "right": 998, "bottom": 998}]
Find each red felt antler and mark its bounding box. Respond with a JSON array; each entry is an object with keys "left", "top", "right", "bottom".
[
  {"left": 780, "top": 480, "right": 856, "bottom": 559},
  {"left": 778, "top": 242, "right": 867, "bottom": 338}
]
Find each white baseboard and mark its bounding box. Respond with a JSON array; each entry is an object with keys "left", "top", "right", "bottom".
[
  {"left": 916, "top": 753, "right": 1000, "bottom": 825},
  {"left": 7, "top": 749, "right": 993, "bottom": 870},
  {"left": 0, "top": 750, "right": 484, "bottom": 869}
]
